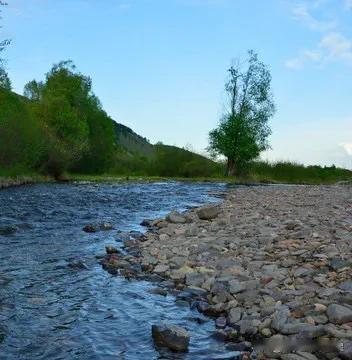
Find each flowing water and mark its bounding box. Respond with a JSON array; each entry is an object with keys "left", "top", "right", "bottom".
[{"left": 0, "top": 181, "right": 236, "bottom": 360}]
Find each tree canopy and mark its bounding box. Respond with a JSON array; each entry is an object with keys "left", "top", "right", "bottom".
[{"left": 208, "top": 50, "right": 275, "bottom": 176}]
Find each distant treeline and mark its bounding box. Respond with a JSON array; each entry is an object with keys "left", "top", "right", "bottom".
[{"left": 0, "top": 61, "right": 351, "bottom": 184}]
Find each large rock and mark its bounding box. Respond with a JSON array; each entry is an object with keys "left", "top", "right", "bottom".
[
  {"left": 340, "top": 341, "right": 352, "bottom": 360},
  {"left": 196, "top": 205, "right": 221, "bottom": 220},
  {"left": 151, "top": 323, "right": 190, "bottom": 351},
  {"left": 166, "top": 211, "right": 187, "bottom": 224},
  {"left": 327, "top": 304, "right": 352, "bottom": 325}
]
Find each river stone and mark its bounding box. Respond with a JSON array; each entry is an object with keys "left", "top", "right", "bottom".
[
  {"left": 82, "top": 224, "right": 97, "bottom": 233},
  {"left": 0, "top": 225, "right": 17, "bottom": 236},
  {"left": 228, "top": 307, "right": 242, "bottom": 325},
  {"left": 339, "top": 281, "right": 352, "bottom": 292},
  {"left": 151, "top": 323, "right": 190, "bottom": 351},
  {"left": 166, "top": 211, "right": 187, "bottom": 224},
  {"left": 340, "top": 341, "right": 352, "bottom": 360},
  {"left": 153, "top": 264, "right": 169, "bottom": 274},
  {"left": 196, "top": 205, "right": 221, "bottom": 220},
  {"left": 281, "top": 354, "right": 318, "bottom": 360},
  {"left": 327, "top": 304, "right": 352, "bottom": 325}
]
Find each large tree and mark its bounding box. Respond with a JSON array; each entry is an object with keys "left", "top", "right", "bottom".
[{"left": 208, "top": 50, "right": 275, "bottom": 176}]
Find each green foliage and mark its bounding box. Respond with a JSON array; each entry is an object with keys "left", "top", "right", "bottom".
[
  {"left": 0, "top": 67, "right": 11, "bottom": 90},
  {"left": 23, "top": 60, "right": 115, "bottom": 177},
  {"left": 0, "top": 89, "right": 43, "bottom": 170},
  {"left": 248, "top": 160, "right": 352, "bottom": 184},
  {"left": 209, "top": 50, "right": 275, "bottom": 176}
]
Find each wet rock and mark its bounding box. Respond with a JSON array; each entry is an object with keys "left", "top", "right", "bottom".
[
  {"left": 100, "top": 223, "right": 114, "bottom": 231},
  {"left": 151, "top": 323, "right": 190, "bottom": 351},
  {"left": 140, "top": 219, "right": 153, "bottom": 227},
  {"left": 68, "top": 260, "right": 89, "bottom": 270},
  {"left": 327, "top": 304, "right": 352, "bottom": 325},
  {"left": 0, "top": 225, "right": 17, "bottom": 236},
  {"left": 105, "top": 246, "right": 119, "bottom": 254},
  {"left": 166, "top": 211, "right": 187, "bottom": 224},
  {"left": 215, "top": 317, "right": 227, "bottom": 329},
  {"left": 211, "top": 351, "right": 244, "bottom": 359},
  {"left": 196, "top": 205, "right": 221, "bottom": 220},
  {"left": 82, "top": 224, "right": 97, "bottom": 233},
  {"left": 148, "top": 287, "right": 168, "bottom": 296}
]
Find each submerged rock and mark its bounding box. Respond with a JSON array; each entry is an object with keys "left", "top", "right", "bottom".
[
  {"left": 0, "top": 225, "right": 17, "bottom": 236},
  {"left": 151, "top": 323, "right": 190, "bottom": 351},
  {"left": 82, "top": 224, "right": 97, "bottom": 233}
]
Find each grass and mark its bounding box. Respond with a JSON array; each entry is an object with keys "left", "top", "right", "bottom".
[{"left": 1, "top": 160, "right": 351, "bottom": 189}]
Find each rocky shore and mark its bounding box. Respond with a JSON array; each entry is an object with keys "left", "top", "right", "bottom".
[{"left": 101, "top": 184, "right": 352, "bottom": 359}]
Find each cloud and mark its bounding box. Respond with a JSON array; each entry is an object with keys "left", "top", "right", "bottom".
[
  {"left": 341, "top": 143, "right": 352, "bottom": 156},
  {"left": 320, "top": 32, "right": 352, "bottom": 62},
  {"left": 285, "top": 32, "right": 352, "bottom": 69},
  {"left": 291, "top": 3, "right": 336, "bottom": 32}
]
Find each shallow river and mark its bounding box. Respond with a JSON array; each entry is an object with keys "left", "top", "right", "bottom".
[{"left": 0, "top": 181, "right": 236, "bottom": 360}]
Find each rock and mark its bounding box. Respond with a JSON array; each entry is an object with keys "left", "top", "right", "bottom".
[
  {"left": 281, "top": 354, "right": 318, "bottom": 360},
  {"left": 83, "top": 224, "right": 97, "bottom": 233},
  {"left": 215, "top": 317, "right": 227, "bottom": 329},
  {"left": 271, "top": 308, "right": 290, "bottom": 332},
  {"left": 100, "top": 223, "right": 114, "bottom": 231},
  {"left": 140, "top": 219, "right": 152, "bottom": 227},
  {"left": 151, "top": 323, "right": 190, "bottom": 352},
  {"left": 280, "top": 323, "right": 326, "bottom": 337},
  {"left": 339, "top": 281, "right": 352, "bottom": 292},
  {"left": 153, "top": 264, "right": 169, "bottom": 274},
  {"left": 228, "top": 307, "right": 242, "bottom": 325},
  {"left": 229, "top": 280, "right": 246, "bottom": 294},
  {"left": 0, "top": 225, "right": 17, "bottom": 236},
  {"left": 105, "top": 246, "right": 119, "bottom": 254},
  {"left": 148, "top": 287, "right": 168, "bottom": 296},
  {"left": 196, "top": 205, "right": 221, "bottom": 220},
  {"left": 340, "top": 341, "right": 352, "bottom": 360},
  {"left": 211, "top": 352, "right": 244, "bottom": 360},
  {"left": 166, "top": 211, "right": 187, "bottom": 224},
  {"left": 68, "top": 260, "right": 88, "bottom": 270},
  {"left": 327, "top": 304, "right": 352, "bottom": 325}
]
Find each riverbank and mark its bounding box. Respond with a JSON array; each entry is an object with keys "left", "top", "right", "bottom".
[
  {"left": 0, "top": 175, "right": 52, "bottom": 190},
  {"left": 103, "top": 183, "right": 352, "bottom": 359}
]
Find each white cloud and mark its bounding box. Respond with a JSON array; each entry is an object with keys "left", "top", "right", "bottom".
[
  {"left": 320, "top": 32, "right": 352, "bottom": 62},
  {"left": 291, "top": 3, "right": 336, "bottom": 32},
  {"left": 341, "top": 143, "right": 352, "bottom": 156},
  {"left": 285, "top": 32, "right": 352, "bottom": 69}
]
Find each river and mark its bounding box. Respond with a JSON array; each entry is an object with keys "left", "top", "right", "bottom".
[{"left": 0, "top": 181, "right": 236, "bottom": 360}]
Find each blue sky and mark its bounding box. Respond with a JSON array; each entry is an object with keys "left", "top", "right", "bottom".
[{"left": 2, "top": 0, "right": 352, "bottom": 168}]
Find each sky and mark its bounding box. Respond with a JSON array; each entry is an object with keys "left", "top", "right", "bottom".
[{"left": 1, "top": 0, "right": 352, "bottom": 168}]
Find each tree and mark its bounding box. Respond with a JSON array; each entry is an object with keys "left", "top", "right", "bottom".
[
  {"left": 0, "top": 67, "right": 11, "bottom": 90},
  {"left": 24, "top": 80, "right": 43, "bottom": 100},
  {"left": 208, "top": 50, "right": 275, "bottom": 176}
]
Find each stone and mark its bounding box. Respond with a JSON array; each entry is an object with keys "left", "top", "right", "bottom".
[
  {"left": 82, "top": 224, "right": 97, "bottom": 233},
  {"left": 228, "top": 307, "right": 242, "bottom": 325},
  {"left": 339, "top": 281, "right": 352, "bottom": 292},
  {"left": 215, "top": 317, "right": 227, "bottom": 329},
  {"left": 151, "top": 323, "right": 190, "bottom": 351},
  {"left": 148, "top": 287, "right": 168, "bottom": 296},
  {"left": 340, "top": 341, "right": 352, "bottom": 360},
  {"left": 153, "top": 264, "right": 169, "bottom": 274},
  {"left": 166, "top": 211, "right": 187, "bottom": 224},
  {"left": 229, "top": 280, "right": 246, "bottom": 294},
  {"left": 0, "top": 225, "right": 17, "bottom": 236},
  {"left": 327, "top": 304, "right": 352, "bottom": 325},
  {"left": 100, "top": 223, "right": 114, "bottom": 231},
  {"left": 105, "top": 246, "right": 119, "bottom": 254},
  {"left": 271, "top": 308, "right": 290, "bottom": 332},
  {"left": 196, "top": 205, "right": 221, "bottom": 220}
]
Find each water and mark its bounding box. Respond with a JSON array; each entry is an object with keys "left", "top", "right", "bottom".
[{"left": 0, "top": 181, "right": 234, "bottom": 360}]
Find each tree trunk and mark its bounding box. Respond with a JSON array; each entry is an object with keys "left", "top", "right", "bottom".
[{"left": 226, "top": 158, "right": 237, "bottom": 177}]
